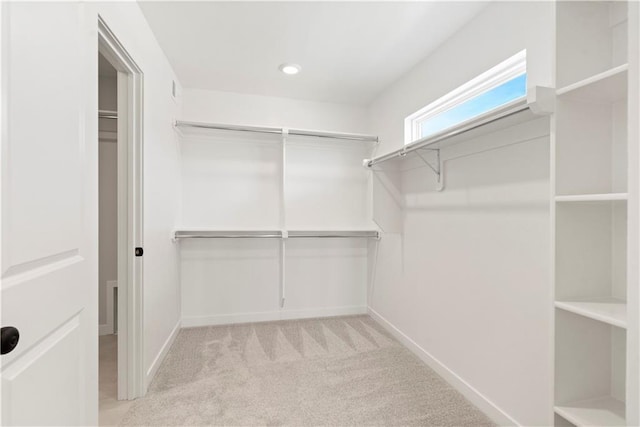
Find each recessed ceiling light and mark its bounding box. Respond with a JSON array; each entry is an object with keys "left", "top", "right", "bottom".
[{"left": 279, "top": 63, "right": 301, "bottom": 75}]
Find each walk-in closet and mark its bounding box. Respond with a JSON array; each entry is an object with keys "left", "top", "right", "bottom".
[{"left": 1, "top": 1, "right": 639, "bottom": 426}]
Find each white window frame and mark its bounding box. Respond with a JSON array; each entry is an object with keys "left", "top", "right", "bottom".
[{"left": 405, "top": 49, "right": 527, "bottom": 145}]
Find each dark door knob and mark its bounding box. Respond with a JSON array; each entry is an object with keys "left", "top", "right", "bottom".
[{"left": 1, "top": 326, "right": 20, "bottom": 355}]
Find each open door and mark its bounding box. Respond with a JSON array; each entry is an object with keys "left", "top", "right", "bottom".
[{"left": 1, "top": 2, "right": 98, "bottom": 425}]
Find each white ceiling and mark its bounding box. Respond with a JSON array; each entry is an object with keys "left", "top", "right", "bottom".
[{"left": 138, "top": 1, "right": 489, "bottom": 106}]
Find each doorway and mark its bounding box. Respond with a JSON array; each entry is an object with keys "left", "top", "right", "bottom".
[
  {"left": 97, "top": 16, "right": 145, "bottom": 419},
  {"left": 97, "top": 51, "right": 125, "bottom": 424}
]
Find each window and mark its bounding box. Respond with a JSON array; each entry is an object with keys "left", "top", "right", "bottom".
[{"left": 405, "top": 50, "right": 527, "bottom": 144}]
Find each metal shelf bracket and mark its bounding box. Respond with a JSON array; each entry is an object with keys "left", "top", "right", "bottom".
[{"left": 414, "top": 148, "right": 444, "bottom": 191}]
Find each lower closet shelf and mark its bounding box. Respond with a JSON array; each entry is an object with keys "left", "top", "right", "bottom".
[
  {"left": 173, "top": 229, "right": 380, "bottom": 240},
  {"left": 555, "top": 299, "right": 627, "bottom": 329},
  {"left": 174, "top": 230, "right": 282, "bottom": 239},
  {"left": 555, "top": 396, "right": 625, "bottom": 427}
]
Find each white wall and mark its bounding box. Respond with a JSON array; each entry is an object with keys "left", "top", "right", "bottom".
[
  {"left": 98, "top": 75, "right": 117, "bottom": 330},
  {"left": 98, "top": 74, "right": 118, "bottom": 133},
  {"left": 183, "top": 88, "right": 368, "bottom": 133},
  {"left": 179, "top": 89, "right": 373, "bottom": 326},
  {"left": 367, "top": 2, "right": 554, "bottom": 426},
  {"left": 369, "top": 2, "right": 554, "bottom": 157},
  {"left": 86, "top": 2, "right": 183, "bottom": 389}
]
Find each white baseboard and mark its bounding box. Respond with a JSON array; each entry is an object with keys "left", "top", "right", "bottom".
[
  {"left": 145, "top": 319, "right": 181, "bottom": 390},
  {"left": 99, "top": 281, "right": 118, "bottom": 336},
  {"left": 367, "top": 307, "right": 519, "bottom": 427},
  {"left": 106, "top": 280, "right": 118, "bottom": 335},
  {"left": 182, "top": 305, "right": 367, "bottom": 328}
]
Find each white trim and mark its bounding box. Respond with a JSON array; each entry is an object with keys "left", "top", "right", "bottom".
[
  {"left": 405, "top": 50, "right": 527, "bottom": 145},
  {"left": 145, "top": 319, "right": 181, "bottom": 390},
  {"left": 367, "top": 307, "right": 520, "bottom": 427},
  {"left": 182, "top": 306, "right": 367, "bottom": 328},
  {"left": 104, "top": 280, "right": 118, "bottom": 335},
  {"left": 98, "top": 16, "right": 145, "bottom": 401}
]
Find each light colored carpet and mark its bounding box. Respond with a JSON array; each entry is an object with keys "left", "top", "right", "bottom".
[{"left": 120, "top": 315, "right": 494, "bottom": 426}]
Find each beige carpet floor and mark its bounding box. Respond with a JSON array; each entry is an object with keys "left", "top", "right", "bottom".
[{"left": 121, "top": 315, "right": 494, "bottom": 426}]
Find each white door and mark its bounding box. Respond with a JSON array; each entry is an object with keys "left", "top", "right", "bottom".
[{"left": 1, "top": 2, "right": 97, "bottom": 425}]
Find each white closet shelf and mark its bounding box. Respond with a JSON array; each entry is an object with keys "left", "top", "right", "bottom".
[
  {"left": 173, "top": 229, "right": 380, "bottom": 240},
  {"left": 174, "top": 120, "right": 379, "bottom": 143},
  {"left": 555, "top": 396, "right": 625, "bottom": 427},
  {"left": 555, "top": 193, "right": 628, "bottom": 202},
  {"left": 556, "top": 64, "right": 628, "bottom": 103},
  {"left": 555, "top": 298, "right": 627, "bottom": 328},
  {"left": 365, "top": 98, "right": 535, "bottom": 172},
  {"left": 364, "top": 86, "right": 555, "bottom": 177}
]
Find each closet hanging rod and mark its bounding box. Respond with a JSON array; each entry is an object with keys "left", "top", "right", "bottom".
[
  {"left": 174, "top": 120, "right": 379, "bottom": 143},
  {"left": 99, "top": 109, "right": 118, "bottom": 120},
  {"left": 365, "top": 99, "right": 530, "bottom": 168},
  {"left": 173, "top": 230, "right": 380, "bottom": 239},
  {"left": 174, "top": 230, "right": 282, "bottom": 239},
  {"left": 288, "top": 230, "right": 380, "bottom": 239}
]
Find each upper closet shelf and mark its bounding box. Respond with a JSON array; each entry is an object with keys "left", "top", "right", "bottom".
[
  {"left": 174, "top": 120, "right": 379, "bottom": 143},
  {"left": 556, "top": 64, "right": 628, "bottom": 103},
  {"left": 364, "top": 87, "right": 554, "bottom": 174}
]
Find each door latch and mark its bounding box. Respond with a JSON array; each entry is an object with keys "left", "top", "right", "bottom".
[{"left": 135, "top": 247, "right": 144, "bottom": 257}]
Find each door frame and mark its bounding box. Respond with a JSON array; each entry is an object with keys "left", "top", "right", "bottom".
[{"left": 97, "top": 16, "right": 145, "bottom": 400}]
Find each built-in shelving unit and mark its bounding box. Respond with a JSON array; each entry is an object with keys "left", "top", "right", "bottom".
[
  {"left": 554, "top": 1, "right": 635, "bottom": 425},
  {"left": 174, "top": 120, "right": 380, "bottom": 315},
  {"left": 556, "top": 1, "right": 628, "bottom": 88}
]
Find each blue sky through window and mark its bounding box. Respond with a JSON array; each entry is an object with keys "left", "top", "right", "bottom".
[{"left": 420, "top": 74, "right": 527, "bottom": 138}]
